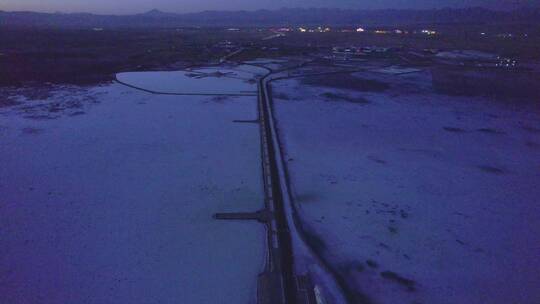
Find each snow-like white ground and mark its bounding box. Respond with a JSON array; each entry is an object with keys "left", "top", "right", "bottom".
[
  {"left": 243, "top": 59, "right": 289, "bottom": 65},
  {"left": 116, "top": 65, "right": 265, "bottom": 95},
  {"left": 372, "top": 66, "right": 423, "bottom": 75},
  {"left": 271, "top": 71, "right": 540, "bottom": 304},
  {"left": 0, "top": 82, "right": 264, "bottom": 303}
]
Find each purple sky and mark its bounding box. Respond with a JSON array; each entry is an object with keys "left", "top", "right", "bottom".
[{"left": 0, "top": 0, "right": 533, "bottom": 14}]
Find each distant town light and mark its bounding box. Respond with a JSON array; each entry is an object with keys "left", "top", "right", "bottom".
[
  {"left": 299, "top": 27, "right": 307, "bottom": 33},
  {"left": 356, "top": 27, "right": 365, "bottom": 32},
  {"left": 421, "top": 29, "right": 437, "bottom": 35}
]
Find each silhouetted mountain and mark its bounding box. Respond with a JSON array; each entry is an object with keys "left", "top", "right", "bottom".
[
  {"left": 1, "top": 7, "right": 539, "bottom": 29},
  {"left": 140, "top": 9, "right": 178, "bottom": 18}
]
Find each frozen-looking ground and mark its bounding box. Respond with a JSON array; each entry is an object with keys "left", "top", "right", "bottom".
[
  {"left": 116, "top": 65, "right": 266, "bottom": 95},
  {"left": 0, "top": 80, "right": 264, "bottom": 303},
  {"left": 271, "top": 70, "right": 540, "bottom": 304}
]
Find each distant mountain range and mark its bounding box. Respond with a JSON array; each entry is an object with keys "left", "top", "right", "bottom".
[{"left": 1, "top": 7, "right": 540, "bottom": 28}]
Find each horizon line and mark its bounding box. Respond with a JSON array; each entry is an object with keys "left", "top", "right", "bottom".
[{"left": 0, "top": 5, "right": 526, "bottom": 16}]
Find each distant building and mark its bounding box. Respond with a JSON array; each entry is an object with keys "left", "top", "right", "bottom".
[
  {"left": 421, "top": 29, "right": 437, "bottom": 35},
  {"left": 331, "top": 45, "right": 394, "bottom": 60},
  {"left": 436, "top": 50, "right": 497, "bottom": 61},
  {"left": 495, "top": 57, "right": 518, "bottom": 69},
  {"left": 423, "top": 48, "right": 439, "bottom": 54},
  {"left": 215, "top": 40, "right": 236, "bottom": 49},
  {"left": 361, "top": 46, "right": 390, "bottom": 53},
  {"left": 435, "top": 50, "right": 518, "bottom": 68},
  {"left": 275, "top": 27, "right": 292, "bottom": 32}
]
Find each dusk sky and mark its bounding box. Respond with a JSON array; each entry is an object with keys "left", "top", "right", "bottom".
[{"left": 0, "top": 0, "right": 533, "bottom": 14}]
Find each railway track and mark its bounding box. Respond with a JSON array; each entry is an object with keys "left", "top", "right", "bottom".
[
  {"left": 215, "top": 60, "right": 349, "bottom": 304},
  {"left": 256, "top": 72, "right": 301, "bottom": 304}
]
